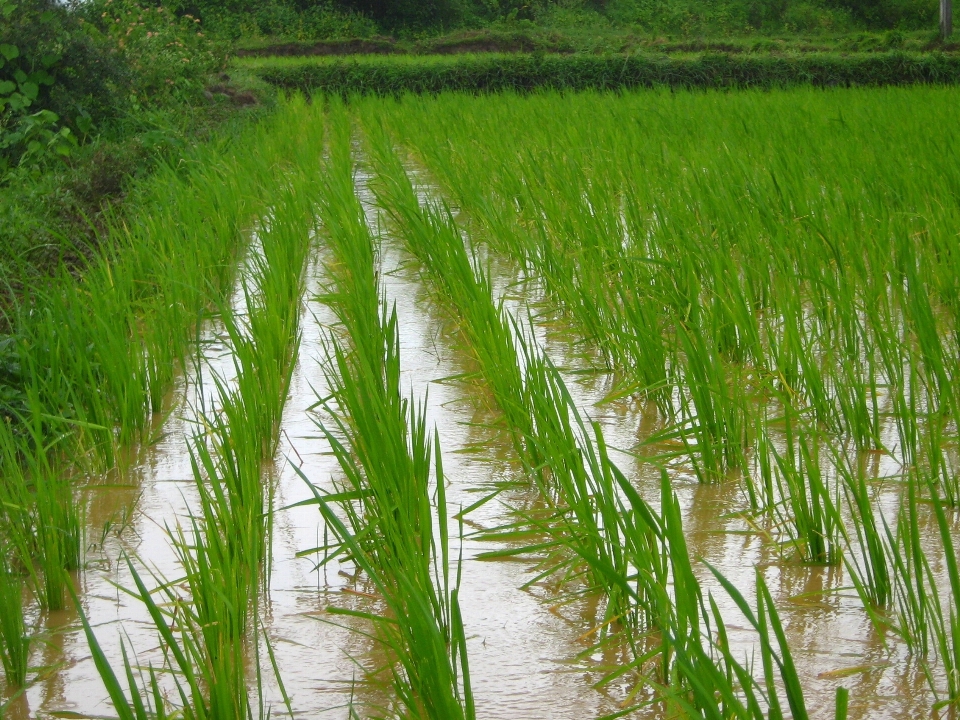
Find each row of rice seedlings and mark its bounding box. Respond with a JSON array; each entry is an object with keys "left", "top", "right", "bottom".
[
  {"left": 361, "top": 115, "right": 537, "bottom": 470},
  {"left": 304, "top": 110, "right": 474, "bottom": 719},
  {"left": 305, "top": 315, "right": 474, "bottom": 720},
  {"left": 199, "top": 173, "right": 320, "bottom": 588},
  {"left": 0, "top": 409, "right": 80, "bottom": 614},
  {"left": 354, "top": 123, "right": 851, "bottom": 717},
  {"left": 70, "top": 97, "right": 325, "bottom": 717}
]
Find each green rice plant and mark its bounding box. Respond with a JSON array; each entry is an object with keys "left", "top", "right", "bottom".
[
  {"left": 676, "top": 319, "right": 750, "bottom": 483},
  {"left": 833, "top": 448, "right": 892, "bottom": 612},
  {"left": 0, "top": 401, "right": 83, "bottom": 612},
  {"left": 925, "top": 478, "right": 960, "bottom": 708},
  {"left": 75, "top": 556, "right": 287, "bottom": 720},
  {"left": 314, "top": 100, "right": 383, "bottom": 368},
  {"left": 886, "top": 476, "right": 934, "bottom": 655},
  {"left": 768, "top": 417, "right": 842, "bottom": 565},
  {"left": 924, "top": 416, "right": 959, "bottom": 508},
  {"left": 182, "top": 429, "right": 260, "bottom": 639},
  {"left": 516, "top": 347, "right": 666, "bottom": 642},
  {"left": 0, "top": 544, "right": 29, "bottom": 689},
  {"left": 362, "top": 120, "right": 536, "bottom": 469},
  {"left": 305, "top": 116, "right": 474, "bottom": 718},
  {"left": 307, "top": 301, "right": 474, "bottom": 719}
]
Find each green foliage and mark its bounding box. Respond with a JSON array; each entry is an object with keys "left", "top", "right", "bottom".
[
  {"left": 78, "top": 0, "right": 227, "bottom": 103},
  {"left": 0, "top": 0, "right": 123, "bottom": 173},
  {"left": 605, "top": 0, "right": 853, "bottom": 32},
  {"left": 251, "top": 50, "right": 960, "bottom": 96},
  {"left": 0, "top": 0, "right": 226, "bottom": 181},
  {"left": 830, "top": 0, "right": 936, "bottom": 29}
]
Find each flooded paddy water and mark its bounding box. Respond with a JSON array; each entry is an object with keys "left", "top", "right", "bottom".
[{"left": 3, "top": 87, "right": 960, "bottom": 720}]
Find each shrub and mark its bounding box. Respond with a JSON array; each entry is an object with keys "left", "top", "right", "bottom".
[
  {"left": 1, "top": 0, "right": 129, "bottom": 172},
  {"left": 78, "top": 0, "right": 227, "bottom": 104}
]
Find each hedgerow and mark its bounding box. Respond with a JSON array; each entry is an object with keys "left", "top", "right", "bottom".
[{"left": 250, "top": 50, "right": 960, "bottom": 95}]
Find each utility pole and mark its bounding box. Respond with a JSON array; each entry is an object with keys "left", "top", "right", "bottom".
[{"left": 942, "top": 0, "right": 952, "bottom": 40}]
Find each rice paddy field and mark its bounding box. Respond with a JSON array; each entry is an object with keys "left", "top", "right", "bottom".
[{"left": 1, "top": 84, "right": 959, "bottom": 720}]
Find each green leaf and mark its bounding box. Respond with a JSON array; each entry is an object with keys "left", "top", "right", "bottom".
[
  {"left": 1, "top": 4, "right": 15, "bottom": 18},
  {"left": 39, "top": 10, "right": 53, "bottom": 22},
  {"left": 29, "top": 70, "right": 54, "bottom": 86},
  {"left": 0, "top": 43, "right": 18, "bottom": 61},
  {"left": 76, "top": 114, "right": 93, "bottom": 135},
  {"left": 20, "top": 81, "right": 38, "bottom": 100},
  {"left": 0, "top": 80, "right": 14, "bottom": 95},
  {"left": 13, "top": 69, "right": 26, "bottom": 83},
  {"left": 40, "top": 53, "right": 59, "bottom": 69}
]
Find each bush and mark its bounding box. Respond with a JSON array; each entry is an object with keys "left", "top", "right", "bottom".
[
  {"left": 0, "top": 0, "right": 225, "bottom": 175},
  {"left": 0, "top": 0, "right": 130, "bottom": 172},
  {"left": 605, "top": 0, "right": 853, "bottom": 31},
  {"left": 196, "top": 0, "right": 377, "bottom": 40},
  {"left": 829, "top": 0, "right": 936, "bottom": 28},
  {"left": 78, "top": 0, "right": 227, "bottom": 103}
]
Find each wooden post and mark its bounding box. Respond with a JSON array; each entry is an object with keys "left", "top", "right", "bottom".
[{"left": 942, "top": 0, "right": 953, "bottom": 40}]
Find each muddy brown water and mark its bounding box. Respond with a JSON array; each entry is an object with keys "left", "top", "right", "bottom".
[{"left": 3, "top": 169, "right": 956, "bottom": 720}]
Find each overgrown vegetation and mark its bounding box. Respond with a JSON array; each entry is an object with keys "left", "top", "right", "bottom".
[
  {"left": 0, "top": 0, "right": 259, "bottom": 296},
  {"left": 245, "top": 49, "right": 960, "bottom": 96},
  {"left": 177, "top": 0, "right": 939, "bottom": 41}
]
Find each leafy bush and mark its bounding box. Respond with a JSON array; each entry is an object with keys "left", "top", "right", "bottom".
[
  {"left": 0, "top": 0, "right": 226, "bottom": 176},
  {"left": 606, "top": 0, "right": 853, "bottom": 31},
  {"left": 0, "top": 0, "right": 130, "bottom": 173},
  {"left": 78, "top": 0, "right": 227, "bottom": 103}
]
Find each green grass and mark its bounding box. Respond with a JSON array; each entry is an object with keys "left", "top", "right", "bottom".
[{"left": 300, "top": 105, "right": 475, "bottom": 719}]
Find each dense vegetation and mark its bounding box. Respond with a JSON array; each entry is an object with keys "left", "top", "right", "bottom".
[
  {"left": 1, "top": 0, "right": 958, "bottom": 714},
  {"left": 1, "top": 86, "right": 959, "bottom": 718},
  {"left": 178, "top": 0, "right": 937, "bottom": 39},
  {"left": 246, "top": 49, "right": 960, "bottom": 95},
  {"left": 1, "top": 0, "right": 952, "bottom": 302}
]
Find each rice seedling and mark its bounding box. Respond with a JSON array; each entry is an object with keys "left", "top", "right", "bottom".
[
  {"left": 75, "top": 556, "right": 288, "bottom": 720},
  {"left": 302, "top": 114, "right": 474, "bottom": 719},
  {"left": 675, "top": 318, "right": 750, "bottom": 483},
  {"left": 768, "top": 416, "right": 842, "bottom": 565},
  {"left": 0, "top": 544, "right": 29, "bottom": 689},
  {"left": 834, "top": 447, "right": 892, "bottom": 612},
  {"left": 887, "top": 476, "right": 935, "bottom": 655},
  {"left": 925, "top": 479, "right": 960, "bottom": 708}
]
